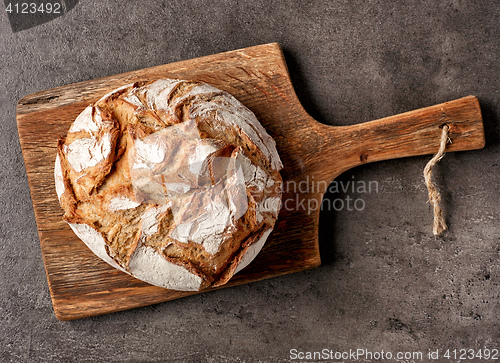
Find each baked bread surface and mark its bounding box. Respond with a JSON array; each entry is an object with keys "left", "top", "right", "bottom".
[{"left": 55, "top": 79, "right": 283, "bottom": 291}]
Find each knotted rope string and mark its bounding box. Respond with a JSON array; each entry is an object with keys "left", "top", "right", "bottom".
[{"left": 423, "top": 124, "right": 450, "bottom": 235}]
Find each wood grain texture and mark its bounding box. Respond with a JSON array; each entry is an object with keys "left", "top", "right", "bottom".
[{"left": 16, "top": 43, "right": 485, "bottom": 320}]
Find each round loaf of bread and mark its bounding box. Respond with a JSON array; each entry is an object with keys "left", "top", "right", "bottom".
[{"left": 55, "top": 79, "right": 283, "bottom": 291}]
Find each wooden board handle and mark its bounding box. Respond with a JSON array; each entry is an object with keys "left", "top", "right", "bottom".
[{"left": 311, "top": 96, "right": 485, "bottom": 181}]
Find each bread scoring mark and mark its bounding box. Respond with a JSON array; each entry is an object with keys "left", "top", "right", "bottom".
[
  {"left": 234, "top": 149, "right": 268, "bottom": 191},
  {"left": 167, "top": 170, "right": 248, "bottom": 255},
  {"left": 140, "top": 203, "right": 172, "bottom": 238},
  {"left": 122, "top": 93, "right": 143, "bottom": 109},
  {"left": 68, "top": 222, "right": 125, "bottom": 272},
  {"left": 132, "top": 134, "right": 168, "bottom": 166},
  {"left": 234, "top": 228, "right": 272, "bottom": 274},
  {"left": 108, "top": 196, "right": 141, "bottom": 212},
  {"left": 188, "top": 141, "right": 219, "bottom": 174},
  {"left": 169, "top": 191, "right": 232, "bottom": 254},
  {"left": 187, "top": 86, "right": 283, "bottom": 171},
  {"left": 64, "top": 132, "right": 113, "bottom": 173},
  {"left": 69, "top": 106, "right": 98, "bottom": 133},
  {"left": 143, "top": 79, "right": 183, "bottom": 113}
]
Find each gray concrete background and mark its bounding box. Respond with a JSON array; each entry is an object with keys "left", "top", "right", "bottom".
[{"left": 1, "top": 1, "right": 499, "bottom": 362}]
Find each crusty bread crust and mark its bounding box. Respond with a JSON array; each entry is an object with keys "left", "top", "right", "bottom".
[{"left": 55, "top": 79, "right": 282, "bottom": 291}]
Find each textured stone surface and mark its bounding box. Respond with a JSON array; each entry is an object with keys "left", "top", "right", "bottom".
[{"left": 1, "top": 1, "right": 499, "bottom": 362}]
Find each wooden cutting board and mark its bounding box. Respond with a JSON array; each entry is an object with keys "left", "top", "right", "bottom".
[{"left": 17, "top": 43, "right": 485, "bottom": 320}]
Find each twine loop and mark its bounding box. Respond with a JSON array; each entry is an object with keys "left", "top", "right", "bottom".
[{"left": 423, "top": 125, "right": 450, "bottom": 235}]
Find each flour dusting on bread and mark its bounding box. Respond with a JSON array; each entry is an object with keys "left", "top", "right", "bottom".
[{"left": 55, "top": 79, "right": 282, "bottom": 291}]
